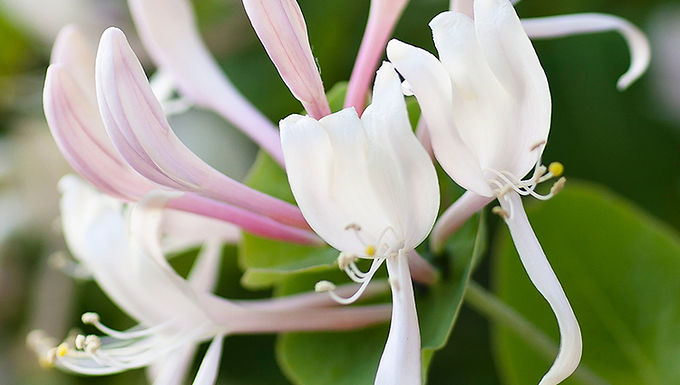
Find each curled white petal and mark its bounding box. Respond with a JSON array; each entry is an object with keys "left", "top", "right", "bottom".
[
  {"left": 522, "top": 13, "right": 651, "bottom": 90},
  {"left": 500, "top": 192, "right": 582, "bottom": 385}
]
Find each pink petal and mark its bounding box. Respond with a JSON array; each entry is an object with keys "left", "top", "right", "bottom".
[
  {"left": 44, "top": 64, "right": 155, "bottom": 200},
  {"left": 128, "top": 0, "right": 284, "bottom": 165},
  {"left": 95, "top": 28, "right": 308, "bottom": 229},
  {"left": 243, "top": 0, "right": 330, "bottom": 119},
  {"left": 344, "top": 0, "right": 409, "bottom": 115}
]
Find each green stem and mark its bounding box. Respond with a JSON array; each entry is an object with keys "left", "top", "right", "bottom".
[{"left": 464, "top": 281, "right": 609, "bottom": 385}]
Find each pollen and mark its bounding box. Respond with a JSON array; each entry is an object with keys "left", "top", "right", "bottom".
[
  {"left": 365, "top": 245, "right": 376, "bottom": 256},
  {"left": 56, "top": 343, "right": 68, "bottom": 358},
  {"left": 548, "top": 162, "right": 564, "bottom": 177}
]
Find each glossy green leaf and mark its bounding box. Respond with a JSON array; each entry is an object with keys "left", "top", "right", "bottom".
[
  {"left": 238, "top": 151, "right": 336, "bottom": 289},
  {"left": 276, "top": 213, "right": 486, "bottom": 384},
  {"left": 492, "top": 182, "right": 680, "bottom": 385}
]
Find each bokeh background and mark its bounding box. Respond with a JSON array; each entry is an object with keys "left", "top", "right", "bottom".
[{"left": 0, "top": 0, "right": 678, "bottom": 384}]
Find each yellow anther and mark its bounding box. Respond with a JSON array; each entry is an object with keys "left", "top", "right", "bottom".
[
  {"left": 365, "top": 245, "right": 376, "bottom": 257},
  {"left": 548, "top": 162, "right": 564, "bottom": 177},
  {"left": 56, "top": 343, "right": 68, "bottom": 358}
]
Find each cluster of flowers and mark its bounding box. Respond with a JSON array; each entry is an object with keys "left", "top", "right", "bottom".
[{"left": 28, "top": 0, "right": 649, "bottom": 384}]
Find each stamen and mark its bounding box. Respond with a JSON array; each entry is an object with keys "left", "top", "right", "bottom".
[
  {"left": 81, "top": 312, "right": 100, "bottom": 325},
  {"left": 315, "top": 280, "right": 336, "bottom": 292},
  {"left": 337, "top": 252, "right": 356, "bottom": 270},
  {"left": 550, "top": 177, "right": 567, "bottom": 195},
  {"left": 491, "top": 206, "right": 510, "bottom": 219},
  {"left": 84, "top": 335, "right": 101, "bottom": 354}
]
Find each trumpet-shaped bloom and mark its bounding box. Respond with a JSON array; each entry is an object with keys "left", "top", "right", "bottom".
[
  {"left": 280, "top": 62, "right": 439, "bottom": 385},
  {"left": 44, "top": 25, "right": 318, "bottom": 244},
  {"left": 388, "top": 1, "right": 581, "bottom": 383},
  {"left": 29, "top": 176, "right": 391, "bottom": 383}
]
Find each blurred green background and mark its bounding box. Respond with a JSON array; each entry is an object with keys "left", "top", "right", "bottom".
[{"left": 0, "top": 0, "right": 677, "bottom": 384}]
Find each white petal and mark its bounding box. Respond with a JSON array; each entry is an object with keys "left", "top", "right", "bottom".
[
  {"left": 280, "top": 113, "right": 370, "bottom": 254},
  {"left": 473, "top": 0, "right": 552, "bottom": 178},
  {"left": 187, "top": 240, "right": 223, "bottom": 293},
  {"left": 500, "top": 192, "right": 582, "bottom": 385},
  {"left": 191, "top": 336, "right": 224, "bottom": 385},
  {"left": 149, "top": 346, "right": 197, "bottom": 385},
  {"left": 430, "top": 11, "right": 518, "bottom": 175},
  {"left": 127, "top": 0, "right": 284, "bottom": 163},
  {"left": 387, "top": 39, "right": 492, "bottom": 196},
  {"left": 59, "top": 176, "right": 212, "bottom": 327},
  {"left": 375, "top": 251, "right": 421, "bottom": 385},
  {"left": 162, "top": 210, "right": 240, "bottom": 254},
  {"left": 361, "top": 62, "right": 439, "bottom": 248},
  {"left": 522, "top": 13, "right": 651, "bottom": 90}
]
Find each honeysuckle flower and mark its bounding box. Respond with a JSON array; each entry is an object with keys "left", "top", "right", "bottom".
[
  {"left": 127, "top": 0, "right": 285, "bottom": 165},
  {"left": 242, "top": 0, "right": 330, "bottom": 119},
  {"left": 44, "top": 25, "right": 318, "bottom": 244},
  {"left": 388, "top": 0, "right": 582, "bottom": 383},
  {"left": 29, "top": 175, "right": 391, "bottom": 383},
  {"left": 419, "top": 1, "right": 651, "bottom": 248},
  {"left": 281, "top": 62, "right": 439, "bottom": 385},
  {"left": 344, "top": 0, "right": 409, "bottom": 115}
]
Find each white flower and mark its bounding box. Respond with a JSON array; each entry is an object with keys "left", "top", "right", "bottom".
[
  {"left": 280, "top": 62, "right": 439, "bottom": 385},
  {"left": 388, "top": 0, "right": 582, "bottom": 384},
  {"left": 27, "top": 176, "right": 391, "bottom": 384}
]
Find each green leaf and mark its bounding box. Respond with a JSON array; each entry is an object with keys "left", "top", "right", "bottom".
[
  {"left": 238, "top": 152, "right": 336, "bottom": 289},
  {"left": 276, "top": 213, "right": 486, "bottom": 384},
  {"left": 492, "top": 182, "right": 680, "bottom": 385}
]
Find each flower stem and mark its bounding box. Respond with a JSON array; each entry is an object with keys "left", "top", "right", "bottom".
[{"left": 464, "top": 281, "right": 609, "bottom": 385}]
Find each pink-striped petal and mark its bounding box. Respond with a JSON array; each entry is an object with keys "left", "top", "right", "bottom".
[
  {"left": 127, "top": 0, "right": 284, "bottom": 165},
  {"left": 95, "top": 28, "right": 308, "bottom": 229},
  {"left": 44, "top": 64, "right": 156, "bottom": 200},
  {"left": 344, "top": 0, "right": 409, "bottom": 114},
  {"left": 242, "top": 0, "right": 330, "bottom": 119}
]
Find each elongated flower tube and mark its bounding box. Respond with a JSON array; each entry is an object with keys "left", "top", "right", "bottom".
[
  {"left": 242, "top": 0, "right": 330, "bottom": 119},
  {"left": 44, "top": 26, "right": 319, "bottom": 244},
  {"left": 344, "top": 0, "right": 409, "bottom": 115},
  {"left": 388, "top": 1, "right": 581, "bottom": 384},
  {"left": 127, "top": 0, "right": 284, "bottom": 165},
  {"left": 95, "top": 28, "right": 310, "bottom": 230},
  {"left": 281, "top": 62, "right": 439, "bottom": 385},
  {"left": 29, "top": 176, "right": 390, "bottom": 382}
]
